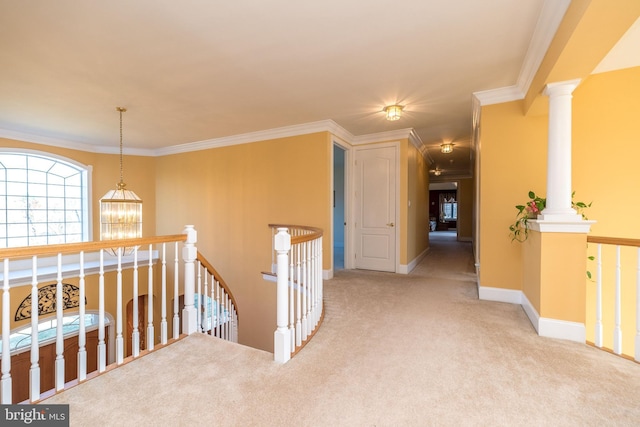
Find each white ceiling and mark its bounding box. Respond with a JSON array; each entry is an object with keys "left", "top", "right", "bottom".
[{"left": 0, "top": 1, "right": 637, "bottom": 179}]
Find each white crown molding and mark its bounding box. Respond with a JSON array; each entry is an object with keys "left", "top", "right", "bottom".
[
  {"left": 154, "top": 119, "right": 348, "bottom": 156},
  {"left": 516, "top": 0, "right": 572, "bottom": 93},
  {"left": 472, "top": 0, "right": 571, "bottom": 106},
  {"left": 351, "top": 128, "right": 415, "bottom": 145},
  {"left": 0, "top": 128, "right": 156, "bottom": 156},
  {"left": 473, "top": 85, "right": 525, "bottom": 106}
]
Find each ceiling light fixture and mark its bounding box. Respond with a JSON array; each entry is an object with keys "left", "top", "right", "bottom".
[
  {"left": 434, "top": 169, "right": 442, "bottom": 176},
  {"left": 440, "top": 143, "right": 454, "bottom": 154},
  {"left": 384, "top": 105, "right": 404, "bottom": 121},
  {"left": 100, "top": 107, "right": 143, "bottom": 255}
]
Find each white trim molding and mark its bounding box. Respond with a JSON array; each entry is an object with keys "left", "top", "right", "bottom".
[{"left": 528, "top": 220, "right": 596, "bottom": 234}]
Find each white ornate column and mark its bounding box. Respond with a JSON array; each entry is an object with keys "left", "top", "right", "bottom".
[
  {"left": 523, "top": 79, "right": 595, "bottom": 345},
  {"left": 538, "top": 79, "right": 583, "bottom": 222}
]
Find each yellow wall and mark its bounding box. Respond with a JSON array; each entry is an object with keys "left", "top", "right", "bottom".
[
  {"left": 478, "top": 101, "right": 547, "bottom": 291},
  {"left": 154, "top": 132, "right": 331, "bottom": 352},
  {"left": 573, "top": 66, "right": 640, "bottom": 355},
  {"left": 524, "top": 231, "right": 587, "bottom": 322},
  {"left": 405, "top": 140, "right": 430, "bottom": 263}
]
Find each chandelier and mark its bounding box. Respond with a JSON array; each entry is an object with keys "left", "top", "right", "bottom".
[{"left": 99, "top": 107, "right": 142, "bottom": 255}]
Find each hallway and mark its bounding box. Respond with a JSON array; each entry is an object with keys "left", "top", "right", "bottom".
[{"left": 44, "top": 234, "right": 640, "bottom": 426}]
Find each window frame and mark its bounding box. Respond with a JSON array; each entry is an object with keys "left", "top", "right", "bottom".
[{"left": 0, "top": 149, "right": 93, "bottom": 247}]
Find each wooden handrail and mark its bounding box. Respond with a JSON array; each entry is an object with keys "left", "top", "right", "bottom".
[
  {"left": 587, "top": 236, "right": 640, "bottom": 248},
  {"left": 0, "top": 234, "right": 187, "bottom": 259},
  {"left": 196, "top": 253, "right": 240, "bottom": 320},
  {"left": 268, "top": 224, "right": 323, "bottom": 245}
]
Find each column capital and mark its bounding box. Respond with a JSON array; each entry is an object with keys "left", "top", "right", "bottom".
[{"left": 543, "top": 79, "right": 581, "bottom": 97}]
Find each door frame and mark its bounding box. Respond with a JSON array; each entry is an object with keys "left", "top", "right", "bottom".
[
  {"left": 332, "top": 138, "right": 352, "bottom": 273},
  {"left": 351, "top": 141, "right": 400, "bottom": 273}
]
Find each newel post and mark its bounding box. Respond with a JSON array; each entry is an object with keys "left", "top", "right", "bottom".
[
  {"left": 274, "top": 227, "right": 291, "bottom": 363},
  {"left": 182, "top": 225, "right": 198, "bottom": 335}
]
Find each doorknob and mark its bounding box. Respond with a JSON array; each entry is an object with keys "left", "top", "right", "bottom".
[{"left": 387, "top": 222, "right": 395, "bottom": 227}]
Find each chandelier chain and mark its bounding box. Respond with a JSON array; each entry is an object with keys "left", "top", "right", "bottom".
[{"left": 117, "top": 107, "right": 127, "bottom": 188}]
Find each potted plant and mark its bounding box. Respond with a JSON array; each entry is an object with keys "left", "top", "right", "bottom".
[{"left": 508, "top": 191, "right": 591, "bottom": 242}]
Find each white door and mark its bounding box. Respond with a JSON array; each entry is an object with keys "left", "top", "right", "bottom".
[{"left": 354, "top": 145, "right": 397, "bottom": 272}]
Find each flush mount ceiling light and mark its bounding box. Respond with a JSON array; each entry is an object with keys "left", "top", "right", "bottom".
[
  {"left": 383, "top": 105, "right": 404, "bottom": 121},
  {"left": 440, "top": 143, "right": 454, "bottom": 154},
  {"left": 99, "top": 107, "right": 143, "bottom": 256}
]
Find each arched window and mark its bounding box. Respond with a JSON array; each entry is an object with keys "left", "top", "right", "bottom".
[{"left": 0, "top": 150, "right": 90, "bottom": 248}]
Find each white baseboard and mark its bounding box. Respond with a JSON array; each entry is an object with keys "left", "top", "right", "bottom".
[
  {"left": 480, "top": 286, "right": 585, "bottom": 343},
  {"left": 323, "top": 269, "right": 332, "bottom": 280},
  {"left": 520, "top": 292, "right": 540, "bottom": 333},
  {"left": 399, "top": 247, "right": 430, "bottom": 274},
  {"left": 478, "top": 286, "right": 523, "bottom": 304},
  {"left": 538, "top": 318, "right": 586, "bottom": 343}
]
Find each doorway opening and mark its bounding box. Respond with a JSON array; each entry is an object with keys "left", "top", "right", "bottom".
[
  {"left": 333, "top": 144, "right": 346, "bottom": 270},
  {"left": 429, "top": 182, "right": 458, "bottom": 238}
]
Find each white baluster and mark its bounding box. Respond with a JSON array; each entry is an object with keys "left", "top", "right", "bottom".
[
  {"left": 227, "top": 294, "right": 232, "bottom": 340},
  {"left": 316, "top": 236, "right": 324, "bottom": 325},
  {"left": 78, "top": 251, "right": 87, "bottom": 381},
  {"left": 595, "top": 244, "right": 602, "bottom": 347},
  {"left": 289, "top": 244, "right": 295, "bottom": 350},
  {"left": 318, "top": 236, "right": 322, "bottom": 325},
  {"left": 116, "top": 248, "right": 124, "bottom": 364},
  {"left": 55, "top": 254, "right": 65, "bottom": 391},
  {"left": 2, "top": 258, "right": 12, "bottom": 403},
  {"left": 274, "top": 227, "right": 291, "bottom": 363},
  {"left": 295, "top": 242, "right": 302, "bottom": 347},
  {"left": 182, "top": 225, "right": 198, "bottom": 335},
  {"left": 197, "top": 261, "right": 202, "bottom": 333},
  {"left": 132, "top": 249, "right": 140, "bottom": 358},
  {"left": 306, "top": 240, "right": 313, "bottom": 336},
  {"left": 29, "top": 256, "right": 40, "bottom": 402},
  {"left": 301, "top": 241, "right": 308, "bottom": 342},
  {"left": 312, "top": 238, "right": 318, "bottom": 327},
  {"left": 224, "top": 293, "right": 229, "bottom": 340},
  {"left": 147, "top": 243, "right": 155, "bottom": 350},
  {"left": 161, "top": 243, "right": 168, "bottom": 345},
  {"left": 614, "top": 245, "right": 622, "bottom": 355},
  {"left": 173, "top": 242, "right": 180, "bottom": 340},
  {"left": 98, "top": 250, "right": 106, "bottom": 372},
  {"left": 202, "top": 264, "right": 208, "bottom": 333},
  {"left": 635, "top": 247, "right": 640, "bottom": 363},
  {"left": 217, "top": 280, "right": 222, "bottom": 338}
]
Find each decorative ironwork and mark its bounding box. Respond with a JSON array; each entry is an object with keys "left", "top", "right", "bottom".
[{"left": 15, "top": 283, "right": 86, "bottom": 321}]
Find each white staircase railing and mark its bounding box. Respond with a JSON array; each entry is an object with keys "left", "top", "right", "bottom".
[
  {"left": 196, "top": 255, "right": 238, "bottom": 343},
  {"left": 0, "top": 225, "right": 202, "bottom": 404},
  {"left": 271, "top": 225, "right": 323, "bottom": 364},
  {"left": 587, "top": 236, "right": 640, "bottom": 363}
]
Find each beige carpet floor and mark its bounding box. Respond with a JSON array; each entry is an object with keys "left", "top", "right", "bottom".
[{"left": 44, "top": 234, "right": 640, "bottom": 426}]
